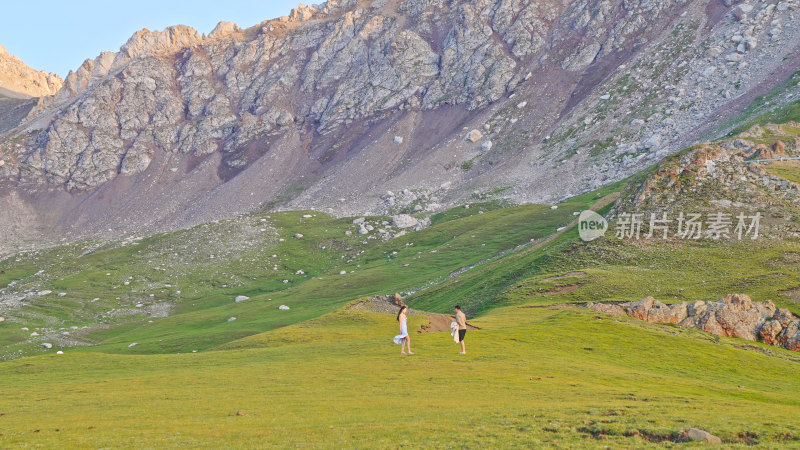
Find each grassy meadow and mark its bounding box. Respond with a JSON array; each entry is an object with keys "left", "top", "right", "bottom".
[{"left": 1, "top": 167, "right": 800, "bottom": 447}]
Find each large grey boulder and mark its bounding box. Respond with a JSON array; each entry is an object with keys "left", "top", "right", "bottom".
[
  {"left": 392, "top": 214, "right": 419, "bottom": 229},
  {"left": 685, "top": 428, "right": 721, "bottom": 444},
  {"left": 733, "top": 4, "right": 754, "bottom": 21}
]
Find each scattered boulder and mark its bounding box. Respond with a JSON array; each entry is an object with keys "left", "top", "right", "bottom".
[
  {"left": 227, "top": 317, "right": 237, "bottom": 322},
  {"left": 235, "top": 295, "right": 250, "bottom": 303},
  {"left": 279, "top": 305, "right": 290, "bottom": 310},
  {"left": 684, "top": 428, "right": 721, "bottom": 444},
  {"left": 294, "top": 233, "right": 304, "bottom": 238},
  {"left": 38, "top": 290, "right": 52, "bottom": 296},
  {"left": 58, "top": 292, "right": 67, "bottom": 297},
  {"left": 392, "top": 214, "right": 419, "bottom": 229},
  {"left": 733, "top": 3, "right": 753, "bottom": 21},
  {"left": 644, "top": 134, "right": 662, "bottom": 149},
  {"left": 128, "top": 343, "right": 137, "bottom": 347},
  {"left": 726, "top": 52, "right": 743, "bottom": 63},
  {"left": 56, "top": 351, "right": 64, "bottom": 355},
  {"left": 42, "top": 343, "right": 53, "bottom": 349},
  {"left": 481, "top": 140, "right": 493, "bottom": 151},
  {"left": 464, "top": 129, "right": 483, "bottom": 142},
  {"left": 394, "top": 136, "right": 404, "bottom": 144}
]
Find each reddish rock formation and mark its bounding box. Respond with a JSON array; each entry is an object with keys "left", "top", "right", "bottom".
[{"left": 587, "top": 294, "right": 800, "bottom": 352}]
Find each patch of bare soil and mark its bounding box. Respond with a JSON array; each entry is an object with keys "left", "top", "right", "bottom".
[
  {"left": 348, "top": 295, "right": 424, "bottom": 315},
  {"left": 540, "top": 271, "right": 587, "bottom": 282},
  {"left": 417, "top": 314, "right": 479, "bottom": 333},
  {"left": 541, "top": 284, "right": 581, "bottom": 295}
]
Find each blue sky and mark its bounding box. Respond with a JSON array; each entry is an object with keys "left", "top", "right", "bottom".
[{"left": 0, "top": 1, "right": 301, "bottom": 77}]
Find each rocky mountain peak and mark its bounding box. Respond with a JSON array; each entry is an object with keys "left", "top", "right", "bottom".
[
  {"left": 209, "top": 21, "right": 242, "bottom": 39},
  {"left": 119, "top": 25, "right": 203, "bottom": 60},
  {"left": 0, "top": 44, "right": 63, "bottom": 98},
  {"left": 53, "top": 25, "right": 204, "bottom": 102}
]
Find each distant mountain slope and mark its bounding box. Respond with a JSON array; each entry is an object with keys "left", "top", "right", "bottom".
[
  {"left": 1, "top": 0, "right": 800, "bottom": 251},
  {"left": 0, "top": 44, "right": 62, "bottom": 98}
]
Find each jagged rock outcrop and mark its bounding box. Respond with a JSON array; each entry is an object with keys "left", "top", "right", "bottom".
[
  {"left": 53, "top": 25, "right": 203, "bottom": 103},
  {"left": 0, "top": 44, "right": 62, "bottom": 98},
  {"left": 611, "top": 124, "right": 800, "bottom": 239},
  {"left": 587, "top": 294, "right": 800, "bottom": 352}
]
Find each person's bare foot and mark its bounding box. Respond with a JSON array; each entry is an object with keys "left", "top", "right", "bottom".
[
  {"left": 401, "top": 351, "right": 406, "bottom": 355},
  {"left": 458, "top": 352, "right": 466, "bottom": 355}
]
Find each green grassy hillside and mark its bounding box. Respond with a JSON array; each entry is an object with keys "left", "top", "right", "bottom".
[
  {"left": 3, "top": 125, "right": 800, "bottom": 446},
  {"left": 1, "top": 306, "right": 799, "bottom": 447},
  {"left": 0, "top": 185, "right": 607, "bottom": 359}
]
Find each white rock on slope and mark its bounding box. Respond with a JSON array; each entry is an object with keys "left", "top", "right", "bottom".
[
  {"left": 464, "top": 130, "right": 483, "bottom": 142},
  {"left": 392, "top": 215, "right": 419, "bottom": 228}
]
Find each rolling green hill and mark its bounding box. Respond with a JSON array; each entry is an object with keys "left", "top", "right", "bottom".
[{"left": 3, "top": 125, "right": 800, "bottom": 447}]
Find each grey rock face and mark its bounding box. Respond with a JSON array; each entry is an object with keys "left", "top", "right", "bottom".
[
  {"left": 1, "top": 0, "right": 800, "bottom": 251},
  {"left": 4, "top": 0, "right": 638, "bottom": 190}
]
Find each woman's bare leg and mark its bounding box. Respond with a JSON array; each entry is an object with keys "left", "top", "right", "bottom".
[{"left": 406, "top": 336, "right": 413, "bottom": 354}]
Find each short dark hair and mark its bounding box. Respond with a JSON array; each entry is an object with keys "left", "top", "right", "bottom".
[{"left": 454, "top": 305, "right": 461, "bottom": 310}]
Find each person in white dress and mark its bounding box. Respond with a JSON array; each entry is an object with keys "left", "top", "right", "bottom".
[{"left": 393, "top": 306, "right": 413, "bottom": 355}]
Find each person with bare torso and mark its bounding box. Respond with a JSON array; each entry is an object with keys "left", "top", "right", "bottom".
[{"left": 455, "top": 305, "right": 467, "bottom": 355}]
